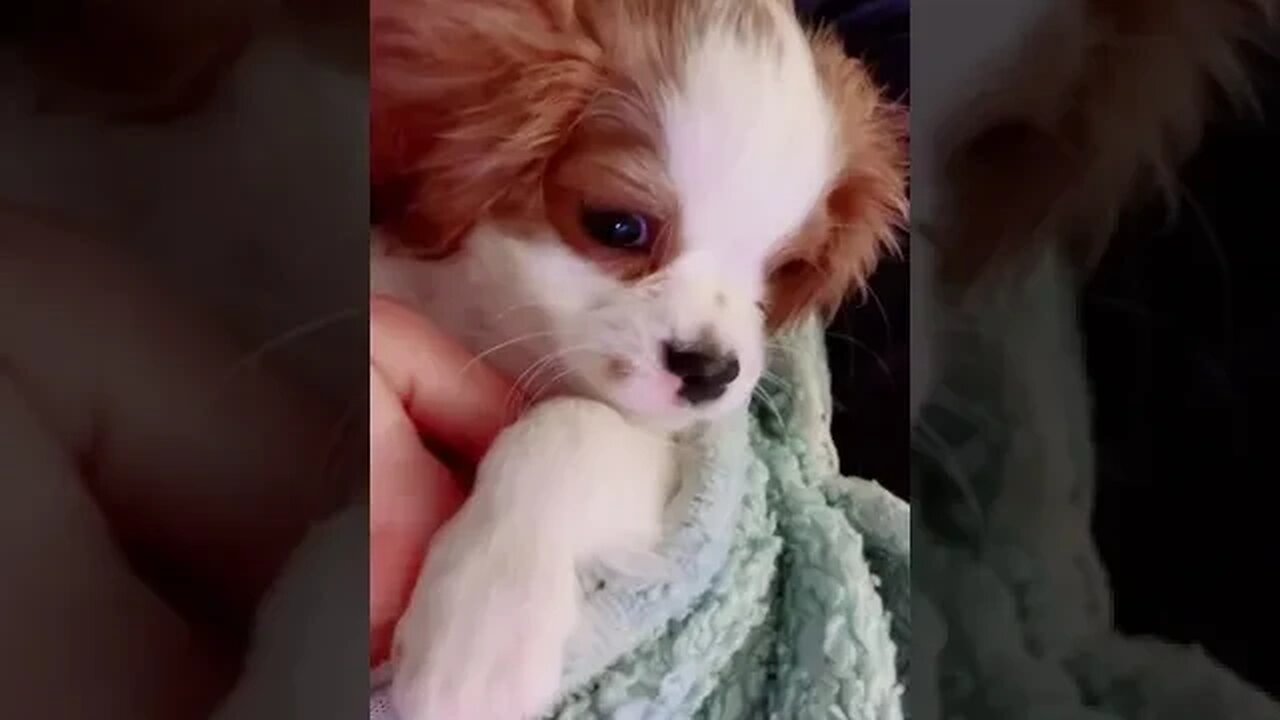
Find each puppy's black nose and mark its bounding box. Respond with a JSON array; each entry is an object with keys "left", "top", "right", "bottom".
[{"left": 663, "top": 341, "right": 740, "bottom": 404}]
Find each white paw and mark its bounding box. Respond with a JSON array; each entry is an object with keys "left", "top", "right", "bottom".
[{"left": 389, "top": 514, "right": 578, "bottom": 720}]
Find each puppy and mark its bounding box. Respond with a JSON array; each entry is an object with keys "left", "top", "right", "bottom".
[{"left": 370, "top": 1, "right": 906, "bottom": 717}]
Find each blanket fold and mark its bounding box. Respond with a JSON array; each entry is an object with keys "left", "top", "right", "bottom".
[{"left": 912, "top": 248, "right": 1280, "bottom": 720}]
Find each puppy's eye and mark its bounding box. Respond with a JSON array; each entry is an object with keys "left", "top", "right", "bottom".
[{"left": 581, "top": 208, "right": 651, "bottom": 251}]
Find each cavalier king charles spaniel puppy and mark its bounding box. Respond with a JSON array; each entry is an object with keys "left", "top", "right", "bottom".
[{"left": 369, "top": 1, "right": 906, "bottom": 717}]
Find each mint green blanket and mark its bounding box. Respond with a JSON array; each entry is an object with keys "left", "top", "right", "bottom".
[
  {"left": 370, "top": 317, "right": 910, "bottom": 718},
  {"left": 913, "top": 248, "right": 1280, "bottom": 720}
]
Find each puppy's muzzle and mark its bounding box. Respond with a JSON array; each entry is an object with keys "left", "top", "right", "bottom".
[{"left": 664, "top": 340, "right": 740, "bottom": 405}]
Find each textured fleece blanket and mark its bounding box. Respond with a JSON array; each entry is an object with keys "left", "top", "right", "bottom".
[
  {"left": 912, "top": 246, "right": 1280, "bottom": 719},
  {"left": 371, "top": 316, "right": 910, "bottom": 719}
]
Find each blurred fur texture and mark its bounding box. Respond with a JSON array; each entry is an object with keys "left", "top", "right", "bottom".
[
  {"left": 935, "top": 0, "right": 1276, "bottom": 286},
  {"left": 369, "top": 1, "right": 905, "bottom": 717}
]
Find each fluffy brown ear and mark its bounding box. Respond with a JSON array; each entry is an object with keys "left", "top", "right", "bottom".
[
  {"left": 937, "top": 0, "right": 1271, "bottom": 287},
  {"left": 370, "top": 0, "right": 603, "bottom": 256},
  {"left": 765, "top": 31, "right": 907, "bottom": 332}
]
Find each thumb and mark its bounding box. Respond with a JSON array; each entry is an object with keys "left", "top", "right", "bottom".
[
  {"left": 370, "top": 295, "right": 517, "bottom": 464},
  {"left": 369, "top": 364, "right": 465, "bottom": 667}
]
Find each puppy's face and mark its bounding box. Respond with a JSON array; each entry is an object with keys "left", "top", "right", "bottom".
[{"left": 372, "top": 0, "right": 905, "bottom": 428}]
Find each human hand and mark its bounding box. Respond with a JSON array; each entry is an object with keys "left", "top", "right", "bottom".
[
  {"left": 369, "top": 295, "right": 516, "bottom": 667},
  {"left": 1, "top": 207, "right": 352, "bottom": 718}
]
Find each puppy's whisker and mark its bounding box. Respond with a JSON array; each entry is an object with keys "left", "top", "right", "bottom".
[
  {"left": 518, "top": 351, "right": 597, "bottom": 418},
  {"left": 218, "top": 307, "right": 362, "bottom": 384},
  {"left": 506, "top": 345, "right": 597, "bottom": 418},
  {"left": 528, "top": 367, "right": 578, "bottom": 408},
  {"left": 862, "top": 286, "right": 893, "bottom": 337},
  {"left": 912, "top": 419, "right": 986, "bottom": 527},
  {"left": 506, "top": 358, "right": 560, "bottom": 419},
  {"left": 459, "top": 331, "right": 557, "bottom": 378},
  {"left": 760, "top": 369, "right": 794, "bottom": 397},
  {"left": 505, "top": 353, "right": 562, "bottom": 420},
  {"left": 519, "top": 358, "right": 572, "bottom": 410},
  {"left": 752, "top": 368, "right": 793, "bottom": 404},
  {"left": 824, "top": 330, "right": 894, "bottom": 382},
  {"left": 751, "top": 385, "right": 785, "bottom": 428}
]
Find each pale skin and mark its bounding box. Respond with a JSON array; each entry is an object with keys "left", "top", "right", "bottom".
[
  {"left": 369, "top": 295, "right": 516, "bottom": 666},
  {"left": 1, "top": 207, "right": 504, "bottom": 712}
]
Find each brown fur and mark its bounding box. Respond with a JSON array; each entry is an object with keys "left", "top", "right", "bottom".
[
  {"left": 371, "top": 0, "right": 907, "bottom": 331},
  {"left": 543, "top": 129, "right": 683, "bottom": 281},
  {"left": 370, "top": 0, "right": 605, "bottom": 254},
  {"left": 766, "top": 29, "right": 907, "bottom": 331},
  {"left": 939, "top": 0, "right": 1274, "bottom": 287}
]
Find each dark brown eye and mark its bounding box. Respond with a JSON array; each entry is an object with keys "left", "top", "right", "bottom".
[{"left": 580, "top": 208, "right": 651, "bottom": 251}]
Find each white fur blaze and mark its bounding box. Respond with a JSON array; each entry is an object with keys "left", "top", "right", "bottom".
[
  {"left": 390, "top": 397, "right": 672, "bottom": 720},
  {"left": 390, "top": 508, "right": 578, "bottom": 720}
]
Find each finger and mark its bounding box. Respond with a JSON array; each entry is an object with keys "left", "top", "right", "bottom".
[
  {"left": 0, "top": 371, "right": 230, "bottom": 720},
  {"left": 2, "top": 211, "right": 343, "bottom": 618},
  {"left": 369, "top": 363, "right": 465, "bottom": 666},
  {"left": 370, "top": 294, "right": 518, "bottom": 463}
]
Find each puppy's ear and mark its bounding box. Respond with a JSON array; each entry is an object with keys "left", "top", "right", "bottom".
[
  {"left": 936, "top": 118, "right": 1078, "bottom": 286},
  {"left": 370, "top": 0, "right": 602, "bottom": 255},
  {"left": 765, "top": 31, "right": 907, "bottom": 332},
  {"left": 936, "top": 0, "right": 1270, "bottom": 287}
]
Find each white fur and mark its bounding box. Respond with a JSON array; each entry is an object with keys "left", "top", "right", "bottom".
[
  {"left": 663, "top": 24, "right": 838, "bottom": 268},
  {"left": 379, "top": 13, "right": 842, "bottom": 720},
  {"left": 390, "top": 399, "right": 674, "bottom": 720}
]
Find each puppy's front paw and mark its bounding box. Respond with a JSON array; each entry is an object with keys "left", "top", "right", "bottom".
[{"left": 389, "top": 519, "right": 577, "bottom": 720}]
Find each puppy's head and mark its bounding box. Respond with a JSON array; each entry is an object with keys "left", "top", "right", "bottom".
[{"left": 372, "top": 0, "right": 905, "bottom": 429}]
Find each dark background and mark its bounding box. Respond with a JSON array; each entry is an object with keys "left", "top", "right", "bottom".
[
  {"left": 797, "top": 0, "right": 911, "bottom": 501},
  {"left": 805, "top": 0, "right": 1280, "bottom": 703},
  {"left": 1085, "top": 52, "right": 1280, "bottom": 699}
]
